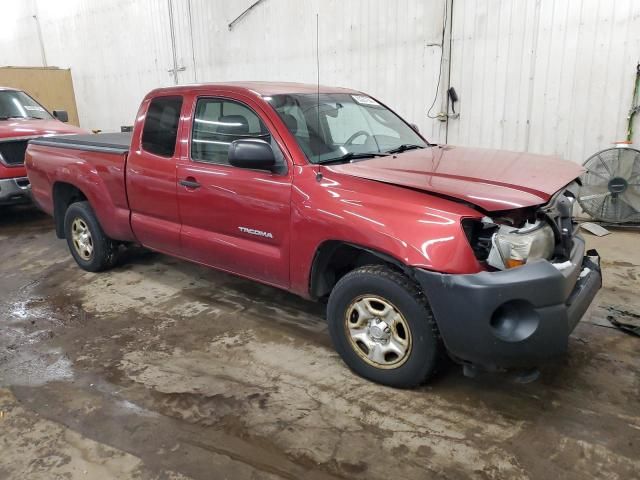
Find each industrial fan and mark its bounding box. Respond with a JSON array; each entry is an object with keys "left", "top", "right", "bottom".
[
  {"left": 578, "top": 147, "right": 640, "bottom": 223},
  {"left": 578, "top": 63, "right": 640, "bottom": 224}
]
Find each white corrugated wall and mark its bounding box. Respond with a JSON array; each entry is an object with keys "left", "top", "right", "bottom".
[
  {"left": 0, "top": 0, "right": 447, "bottom": 141},
  {"left": 1, "top": 0, "right": 639, "bottom": 164},
  {"left": 447, "top": 0, "right": 640, "bottom": 163}
]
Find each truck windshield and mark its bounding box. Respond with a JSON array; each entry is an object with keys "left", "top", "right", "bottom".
[
  {"left": 266, "top": 93, "right": 428, "bottom": 164},
  {"left": 0, "top": 90, "right": 53, "bottom": 120}
]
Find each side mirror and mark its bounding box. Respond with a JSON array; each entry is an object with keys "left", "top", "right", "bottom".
[
  {"left": 410, "top": 123, "right": 420, "bottom": 133},
  {"left": 53, "top": 110, "right": 69, "bottom": 122},
  {"left": 228, "top": 139, "right": 276, "bottom": 171}
]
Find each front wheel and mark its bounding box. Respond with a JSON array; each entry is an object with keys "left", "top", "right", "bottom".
[
  {"left": 327, "top": 265, "right": 442, "bottom": 388},
  {"left": 64, "top": 201, "right": 117, "bottom": 272}
]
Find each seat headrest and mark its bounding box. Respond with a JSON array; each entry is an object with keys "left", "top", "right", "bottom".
[{"left": 281, "top": 113, "right": 298, "bottom": 134}]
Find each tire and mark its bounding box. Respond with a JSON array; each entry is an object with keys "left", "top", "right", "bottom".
[
  {"left": 64, "top": 201, "right": 117, "bottom": 272},
  {"left": 327, "top": 265, "right": 441, "bottom": 388}
]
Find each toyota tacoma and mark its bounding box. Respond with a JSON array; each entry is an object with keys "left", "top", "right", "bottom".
[{"left": 25, "top": 82, "right": 601, "bottom": 387}]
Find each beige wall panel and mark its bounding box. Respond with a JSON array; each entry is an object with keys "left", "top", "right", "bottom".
[{"left": 0, "top": 67, "right": 80, "bottom": 126}]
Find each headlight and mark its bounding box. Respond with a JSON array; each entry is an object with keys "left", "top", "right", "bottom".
[{"left": 487, "top": 221, "right": 555, "bottom": 269}]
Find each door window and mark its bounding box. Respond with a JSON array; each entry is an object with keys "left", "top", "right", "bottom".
[
  {"left": 141, "top": 96, "right": 183, "bottom": 157},
  {"left": 191, "top": 98, "right": 271, "bottom": 165}
]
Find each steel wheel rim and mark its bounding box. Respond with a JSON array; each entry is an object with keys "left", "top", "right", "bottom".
[
  {"left": 71, "top": 218, "right": 94, "bottom": 261},
  {"left": 344, "top": 295, "right": 412, "bottom": 369}
]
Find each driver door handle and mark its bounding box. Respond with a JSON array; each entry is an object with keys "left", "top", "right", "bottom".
[{"left": 179, "top": 178, "right": 201, "bottom": 189}]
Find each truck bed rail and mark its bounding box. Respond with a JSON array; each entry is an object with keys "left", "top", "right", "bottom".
[{"left": 29, "top": 132, "right": 132, "bottom": 155}]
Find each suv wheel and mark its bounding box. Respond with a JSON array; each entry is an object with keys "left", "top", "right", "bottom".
[
  {"left": 64, "top": 201, "right": 117, "bottom": 272},
  {"left": 327, "top": 265, "right": 441, "bottom": 388}
]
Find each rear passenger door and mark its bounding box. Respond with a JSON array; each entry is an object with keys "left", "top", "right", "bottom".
[
  {"left": 175, "top": 96, "right": 292, "bottom": 288},
  {"left": 127, "top": 95, "right": 184, "bottom": 255}
]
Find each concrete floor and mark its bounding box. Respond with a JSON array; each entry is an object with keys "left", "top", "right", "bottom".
[{"left": 0, "top": 205, "right": 638, "bottom": 480}]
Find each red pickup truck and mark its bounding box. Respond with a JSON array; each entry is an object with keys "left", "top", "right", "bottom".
[
  {"left": 1, "top": 87, "right": 85, "bottom": 205},
  {"left": 26, "top": 82, "right": 601, "bottom": 387}
]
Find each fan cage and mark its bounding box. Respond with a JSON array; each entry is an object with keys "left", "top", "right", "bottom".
[{"left": 578, "top": 147, "right": 640, "bottom": 224}]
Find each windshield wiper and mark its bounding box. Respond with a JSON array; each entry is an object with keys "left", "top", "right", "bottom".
[
  {"left": 386, "top": 144, "right": 425, "bottom": 154},
  {"left": 316, "top": 151, "right": 390, "bottom": 165}
]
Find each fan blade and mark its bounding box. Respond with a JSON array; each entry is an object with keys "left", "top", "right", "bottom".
[
  {"left": 613, "top": 195, "right": 636, "bottom": 221},
  {"left": 582, "top": 169, "right": 609, "bottom": 189},
  {"left": 579, "top": 192, "right": 611, "bottom": 202},
  {"left": 584, "top": 169, "right": 610, "bottom": 182},
  {"left": 616, "top": 148, "right": 635, "bottom": 180},
  {"left": 628, "top": 172, "right": 640, "bottom": 183},
  {"left": 621, "top": 188, "right": 640, "bottom": 213},
  {"left": 579, "top": 183, "right": 609, "bottom": 200},
  {"left": 599, "top": 194, "right": 610, "bottom": 218},
  {"left": 624, "top": 149, "right": 640, "bottom": 182},
  {"left": 596, "top": 154, "right": 614, "bottom": 177}
]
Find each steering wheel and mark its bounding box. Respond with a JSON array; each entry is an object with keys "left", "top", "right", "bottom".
[{"left": 344, "top": 130, "right": 372, "bottom": 146}]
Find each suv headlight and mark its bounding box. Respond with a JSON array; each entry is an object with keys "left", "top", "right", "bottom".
[{"left": 487, "top": 221, "right": 555, "bottom": 269}]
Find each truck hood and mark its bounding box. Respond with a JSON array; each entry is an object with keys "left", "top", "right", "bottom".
[
  {"left": 327, "top": 145, "right": 584, "bottom": 211},
  {"left": 0, "top": 118, "right": 86, "bottom": 141}
]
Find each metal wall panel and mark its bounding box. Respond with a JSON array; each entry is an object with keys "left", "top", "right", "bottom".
[
  {"left": 447, "top": 0, "right": 640, "bottom": 163},
  {"left": 0, "top": 0, "right": 447, "bottom": 137},
  {"left": 1, "top": 0, "right": 177, "bottom": 130},
  {"left": 0, "top": 0, "right": 44, "bottom": 66},
  {"left": 1, "top": 0, "right": 638, "bottom": 165},
  {"left": 177, "top": 0, "right": 448, "bottom": 140}
]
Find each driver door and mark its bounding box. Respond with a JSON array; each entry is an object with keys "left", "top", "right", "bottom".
[{"left": 176, "top": 96, "right": 292, "bottom": 288}]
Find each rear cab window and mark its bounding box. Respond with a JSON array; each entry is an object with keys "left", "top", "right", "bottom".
[{"left": 141, "top": 96, "right": 183, "bottom": 157}]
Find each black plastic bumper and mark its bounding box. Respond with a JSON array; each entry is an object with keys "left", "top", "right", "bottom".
[{"left": 414, "top": 235, "right": 601, "bottom": 369}]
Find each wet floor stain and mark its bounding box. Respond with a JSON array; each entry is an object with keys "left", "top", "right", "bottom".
[{"left": 0, "top": 205, "right": 639, "bottom": 479}]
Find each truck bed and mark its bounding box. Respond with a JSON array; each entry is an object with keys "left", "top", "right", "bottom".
[
  {"left": 29, "top": 132, "right": 132, "bottom": 154},
  {"left": 26, "top": 131, "right": 136, "bottom": 242}
]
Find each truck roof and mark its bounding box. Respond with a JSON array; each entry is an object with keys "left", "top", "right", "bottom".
[
  {"left": 0, "top": 86, "right": 20, "bottom": 92},
  {"left": 147, "top": 81, "right": 362, "bottom": 97}
]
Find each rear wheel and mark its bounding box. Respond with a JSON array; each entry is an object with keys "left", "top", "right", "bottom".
[
  {"left": 64, "top": 201, "right": 117, "bottom": 272},
  {"left": 327, "top": 265, "right": 442, "bottom": 388}
]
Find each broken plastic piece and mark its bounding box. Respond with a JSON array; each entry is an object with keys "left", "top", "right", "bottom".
[
  {"left": 552, "top": 260, "right": 573, "bottom": 271},
  {"left": 580, "top": 222, "right": 610, "bottom": 236}
]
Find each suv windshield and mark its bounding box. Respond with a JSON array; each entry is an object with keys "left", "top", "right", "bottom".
[
  {"left": 267, "top": 93, "right": 428, "bottom": 164},
  {"left": 0, "top": 90, "right": 53, "bottom": 120}
]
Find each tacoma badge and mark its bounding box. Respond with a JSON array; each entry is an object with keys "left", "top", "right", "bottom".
[{"left": 238, "top": 226, "right": 274, "bottom": 239}]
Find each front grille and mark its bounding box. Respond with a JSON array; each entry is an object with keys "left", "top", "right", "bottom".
[{"left": 0, "top": 140, "right": 28, "bottom": 166}]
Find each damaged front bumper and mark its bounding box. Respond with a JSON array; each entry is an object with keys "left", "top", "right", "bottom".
[{"left": 414, "top": 235, "right": 601, "bottom": 370}]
